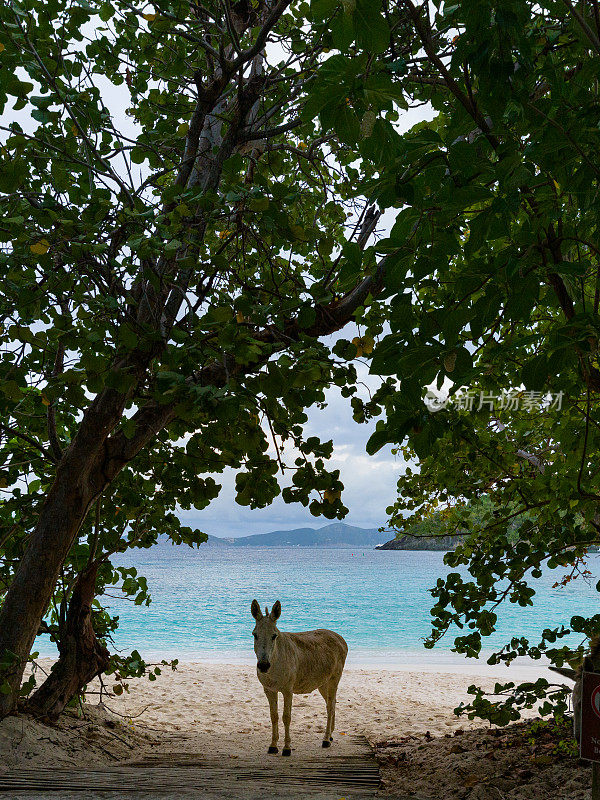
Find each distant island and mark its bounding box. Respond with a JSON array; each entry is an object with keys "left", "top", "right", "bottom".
[
  {"left": 375, "top": 533, "right": 464, "bottom": 551},
  {"left": 203, "top": 522, "right": 462, "bottom": 550},
  {"left": 205, "top": 522, "right": 385, "bottom": 549}
]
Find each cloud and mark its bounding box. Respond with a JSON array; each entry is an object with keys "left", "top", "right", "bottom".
[{"left": 179, "top": 378, "right": 406, "bottom": 538}]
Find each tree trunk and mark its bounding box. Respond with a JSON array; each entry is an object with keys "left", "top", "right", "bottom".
[
  {"left": 0, "top": 383, "right": 132, "bottom": 717},
  {"left": 25, "top": 563, "right": 109, "bottom": 721},
  {"left": 0, "top": 470, "right": 99, "bottom": 717},
  {"left": 0, "top": 385, "right": 174, "bottom": 719}
]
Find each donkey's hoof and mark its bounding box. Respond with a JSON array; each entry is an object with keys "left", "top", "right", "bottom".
[
  {"left": 322, "top": 740, "right": 331, "bottom": 748},
  {"left": 268, "top": 746, "right": 278, "bottom": 754},
  {"left": 282, "top": 748, "right": 292, "bottom": 757}
]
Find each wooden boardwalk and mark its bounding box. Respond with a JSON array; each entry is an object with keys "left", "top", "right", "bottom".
[{"left": 0, "top": 735, "right": 380, "bottom": 799}]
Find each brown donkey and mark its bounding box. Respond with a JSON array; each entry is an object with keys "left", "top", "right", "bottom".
[{"left": 250, "top": 599, "right": 348, "bottom": 756}]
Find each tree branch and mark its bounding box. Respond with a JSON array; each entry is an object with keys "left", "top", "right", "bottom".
[
  {"left": 561, "top": 0, "right": 600, "bottom": 55},
  {"left": 47, "top": 337, "right": 65, "bottom": 463},
  {"left": 0, "top": 425, "right": 56, "bottom": 464},
  {"left": 229, "top": 0, "right": 292, "bottom": 72},
  {"left": 103, "top": 253, "right": 389, "bottom": 472}
]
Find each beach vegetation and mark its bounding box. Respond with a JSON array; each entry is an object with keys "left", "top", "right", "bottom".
[
  {"left": 352, "top": 0, "right": 600, "bottom": 722},
  {"left": 0, "top": 0, "right": 396, "bottom": 717},
  {"left": 2, "top": 0, "right": 598, "bottom": 732}
]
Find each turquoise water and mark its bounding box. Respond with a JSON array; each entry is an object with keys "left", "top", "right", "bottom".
[{"left": 35, "top": 547, "right": 600, "bottom": 666}]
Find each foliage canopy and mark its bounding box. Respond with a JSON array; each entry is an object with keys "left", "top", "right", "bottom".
[
  {"left": 2, "top": 0, "right": 600, "bottom": 727},
  {"left": 342, "top": 0, "right": 600, "bottom": 723},
  {"left": 0, "top": 0, "right": 398, "bottom": 713}
]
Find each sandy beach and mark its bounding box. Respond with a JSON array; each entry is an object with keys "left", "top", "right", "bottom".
[
  {"left": 0, "top": 659, "right": 585, "bottom": 799},
  {"left": 89, "top": 660, "right": 555, "bottom": 746},
  {"left": 0, "top": 659, "right": 556, "bottom": 767}
]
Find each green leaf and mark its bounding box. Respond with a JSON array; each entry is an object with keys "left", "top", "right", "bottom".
[
  {"left": 249, "top": 197, "right": 270, "bottom": 211},
  {"left": 366, "top": 427, "right": 389, "bottom": 454},
  {"left": 99, "top": 2, "right": 114, "bottom": 21},
  {"left": 118, "top": 325, "right": 138, "bottom": 349},
  {"left": 353, "top": 0, "right": 389, "bottom": 53},
  {"left": 1, "top": 380, "right": 22, "bottom": 401},
  {"left": 521, "top": 354, "right": 548, "bottom": 392},
  {"left": 311, "top": 0, "right": 338, "bottom": 20},
  {"left": 331, "top": 11, "right": 354, "bottom": 50},
  {"left": 164, "top": 239, "right": 182, "bottom": 252},
  {"left": 326, "top": 104, "right": 360, "bottom": 144},
  {"left": 130, "top": 147, "right": 147, "bottom": 164},
  {"left": 0, "top": 161, "right": 27, "bottom": 193},
  {"left": 289, "top": 224, "right": 309, "bottom": 241}
]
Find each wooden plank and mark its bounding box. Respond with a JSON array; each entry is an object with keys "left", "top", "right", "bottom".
[
  {"left": 0, "top": 769, "right": 380, "bottom": 788},
  {"left": 0, "top": 736, "right": 380, "bottom": 795}
]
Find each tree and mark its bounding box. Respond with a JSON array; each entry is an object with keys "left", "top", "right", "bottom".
[
  {"left": 379, "top": 495, "right": 534, "bottom": 550},
  {"left": 16, "top": 473, "right": 189, "bottom": 719},
  {"left": 0, "top": 0, "right": 401, "bottom": 717},
  {"left": 345, "top": 0, "right": 600, "bottom": 722}
]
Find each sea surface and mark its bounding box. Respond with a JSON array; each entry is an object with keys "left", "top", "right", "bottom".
[{"left": 35, "top": 547, "right": 600, "bottom": 668}]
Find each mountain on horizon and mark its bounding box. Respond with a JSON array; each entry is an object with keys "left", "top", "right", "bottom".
[{"left": 205, "top": 522, "right": 385, "bottom": 549}]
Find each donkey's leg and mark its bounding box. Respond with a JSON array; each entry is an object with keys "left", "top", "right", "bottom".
[
  {"left": 282, "top": 691, "right": 293, "bottom": 756},
  {"left": 325, "top": 675, "right": 341, "bottom": 745},
  {"left": 318, "top": 685, "right": 333, "bottom": 747},
  {"left": 265, "top": 689, "right": 279, "bottom": 754},
  {"left": 329, "top": 680, "right": 338, "bottom": 737}
]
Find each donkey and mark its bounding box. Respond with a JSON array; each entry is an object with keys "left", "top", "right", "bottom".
[{"left": 250, "top": 599, "right": 348, "bottom": 756}]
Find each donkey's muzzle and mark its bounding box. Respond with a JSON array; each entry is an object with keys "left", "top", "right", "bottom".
[{"left": 257, "top": 661, "right": 270, "bottom": 673}]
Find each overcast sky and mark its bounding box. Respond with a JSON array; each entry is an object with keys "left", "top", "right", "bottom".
[{"left": 179, "top": 359, "right": 406, "bottom": 538}]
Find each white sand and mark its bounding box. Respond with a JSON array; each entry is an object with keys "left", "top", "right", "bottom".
[
  {"left": 0, "top": 660, "right": 578, "bottom": 800},
  {"left": 81, "top": 660, "right": 556, "bottom": 754}
]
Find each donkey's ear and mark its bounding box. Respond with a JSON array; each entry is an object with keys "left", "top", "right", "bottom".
[
  {"left": 251, "top": 599, "right": 262, "bottom": 620},
  {"left": 270, "top": 600, "right": 281, "bottom": 621}
]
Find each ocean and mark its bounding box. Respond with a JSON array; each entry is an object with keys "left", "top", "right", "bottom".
[{"left": 35, "top": 547, "right": 600, "bottom": 668}]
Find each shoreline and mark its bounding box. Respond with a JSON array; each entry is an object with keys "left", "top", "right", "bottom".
[
  {"left": 1, "top": 659, "right": 570, "bottom": 780},
  {"left": 31, "top": 649, "right": 557, "bottom": 679},
  {"left": 30, "top": 658, "right": 560, "bottom": 735}
]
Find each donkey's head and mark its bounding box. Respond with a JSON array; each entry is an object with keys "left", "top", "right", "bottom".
[{"left": 251, "top": 599, "right": 281, "bottom": 673}]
